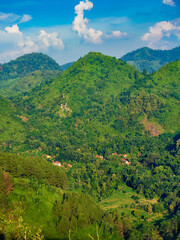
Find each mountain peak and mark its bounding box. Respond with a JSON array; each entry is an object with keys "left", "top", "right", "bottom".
[{"left": 9, "top": 52, "right": 62, "bottom": 72}]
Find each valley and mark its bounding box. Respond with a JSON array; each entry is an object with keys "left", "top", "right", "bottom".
[{"left": 0, "top": 49, "right": 179, "bottom": 240}]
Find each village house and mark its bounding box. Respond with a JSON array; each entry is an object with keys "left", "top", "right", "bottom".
[
  {"left": 125, "top": 161, "right": 131, "bottom": 165},
  {"left": 53, "top": 161, "right": 61, "bottom": 167}
]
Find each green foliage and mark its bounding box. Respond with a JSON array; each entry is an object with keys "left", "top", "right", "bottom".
[
  {"left": 0, "top": 52, "right": 61, "bottom": 80},
  {"left": 0, "top": 152, "right": 67, "bottom": 189},
  {"left": 0, "top": 168, "right": 10, "bottom": 209},
  {"left": 0, "top": 70, "right": 61, "bottom": 97},
  {"left": 0, "top": 208, "right": 44, "bottom": 240},
  {"left": 53, "top": 192, "right": 103, "bottom": 236},
  {"left": 0, "top": 96, "right": 26, "bottom": 151},
  {"left": 0, "top": 51, "right": 179, "bottom": 239},
  {"left": 9, "top": 52, "right": 144, "bottom": 155}
]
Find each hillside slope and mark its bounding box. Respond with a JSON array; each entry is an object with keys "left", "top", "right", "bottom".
[
  {"left": 10, "top": 53, "right": 179, "bottom": 159},
  {"left": 11, "top": 52, "right": 142, "bottom": 156},
  {"left": 61, "top": 61, "right": 75, "bottom": 71},
  {"left": 0, "top": 95, "right": 27, "bottom": 152},
  {"left": 0, "top": 52, "right": 179, "bottom": 240}
]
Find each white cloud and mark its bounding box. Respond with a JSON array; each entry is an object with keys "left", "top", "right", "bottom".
[
  {"left": 18, "top": 37, "right": 39, "bottom": 53},
  {"left": 105, "top": 31, "right": 127, "bottom": 39},
  {"left": 73, "top": 0, "right": 127, "bottom": 44},
  {"left": 0, "top": 50, "right": 22, "bottom": 61},
  {"left": 5, "top": 24, "right": 22, "bottom": 35},
  {"left": 142, "top": 20, "right": 180, "bottom": 48},
  {"left": 0, "top": 24, "right": 65, "bottom": 63},
  {"left": 19, "top": 14, "right": 32, "bottom": 24},
  {"left": 142, "top": 21, "right": 179, "bottom": 41},
  {"left": 73, "top": 0, "right": 103, "bottom": 43},
  {"left": 38, "top": 30, "right": 64, "bottom": 50},
  {"left": 162, "top": 0, "right": 176, "bottom": 6}
]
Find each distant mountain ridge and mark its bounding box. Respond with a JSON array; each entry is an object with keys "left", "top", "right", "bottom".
[
  {"left": 121, "top": 46, "right": 180, "bottom": 73},
  {"left": 61, "top": 61, "right": 75, "bottom": 71}
]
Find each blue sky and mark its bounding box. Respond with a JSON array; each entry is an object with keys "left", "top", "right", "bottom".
[{"left": 0, "top": 0, "right": 179, "bottom": 64}]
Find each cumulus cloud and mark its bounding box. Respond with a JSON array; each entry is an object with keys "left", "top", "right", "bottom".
[
  {"left": 18, "top": 37, "right": 39, "bottom": 53},
  {"left": 142, "top": 21, "right": 175, "bottom": 41},
  {"left": 162, "top": 0, "right": 176, "bottom": 6},
  {"left": 38, "top": 30, "right": 64, "bottom": 50},
  {"left": 19, "top": 14, "right": 32, "bottom": 24},
  {"left": 5, "top": 24, "right": 22, "bottom": 35},
  {"left": 73, "top": 0, "right": 103, "bottom": 43},
  {"left": 16, "top": 30, "right": 65, "bottom": 53},
  {"left": 142, "top": 20, "right": 180, "bottom": 48},
  {"left": 0, "top": 23, "right": 65, "bottom": 63},
  {"left": 73, "top": 0, "right": 127, "bottom": 44}
]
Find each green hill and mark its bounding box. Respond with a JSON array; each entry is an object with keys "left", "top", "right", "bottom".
[
  {"left": 0, "top": 52, "right": 62, "bottom": 79},
  {"left": 11, "top": 52, "right": 143, "bottom": 156},
  {"left": 121, "top": 46, "right": 180, "bottom": 72},
  {"left": 0, "top": 53, "right": 62, "bottom": 97},
  {"left": 9, "top": 52, "right": 179, "bottom": 160},
  {"left": 0, "top": 52, "right": 180, "bottom": 240},
  {"left": 118, "top": 60, "right": 180, "bottom": 134}
]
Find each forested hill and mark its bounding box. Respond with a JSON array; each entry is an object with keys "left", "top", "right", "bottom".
[
  {"left": 0, "top": 53, "right": 62, "bottom": 97},
  {"left": 0, "top": 52, "right": 62, "bottom": 79},
  {"left": 0, "top": 51, "right": 180, "bottom": 240},
  {"left": 121, "top": 46, "right": 180, "bottom": 73},
  {"left": 8, "top": 52, "right": 143, "bottom": 154},
  {"left": 8, "top": 53, "right": 179, "bottom": 159}
]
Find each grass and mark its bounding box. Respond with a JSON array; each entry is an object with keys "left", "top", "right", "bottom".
[
  {"left": 101, "top": 184, "right": 140, "bottom": 209},
  {"left": 100, "top": 184, "right": 162, "bottom": 223}
]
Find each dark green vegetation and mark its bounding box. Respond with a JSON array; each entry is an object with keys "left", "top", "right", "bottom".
[
  {"left": 0, "top": 51, "right": 180, "bottom": 239},
  {"left": 121, "top": 46, "right": 180, "bottom": 73},
  {"left": 0, "top": 53, "right": 62, "bottom": 97}
]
